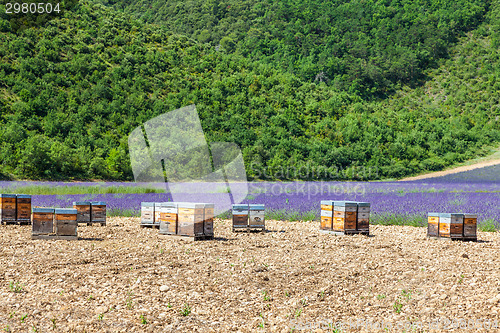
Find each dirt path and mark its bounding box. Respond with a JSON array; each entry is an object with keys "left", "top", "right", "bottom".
[
  {"left": 400, "top": 147, "right": 500, "bottom": 181},
  {"left": 1, "top": 218, "right": 499, "bottom": 332}
]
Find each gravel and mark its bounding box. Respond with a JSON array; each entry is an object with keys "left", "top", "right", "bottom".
[{"left": 1, "top": 218, "right": 499, "bottom": 332}]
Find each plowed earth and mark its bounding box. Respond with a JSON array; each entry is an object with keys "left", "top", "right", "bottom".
[{"left": 1, "top": 218, "right": 499, "bottom": 332}]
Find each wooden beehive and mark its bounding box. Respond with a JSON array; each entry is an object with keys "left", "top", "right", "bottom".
[
  {"left": 248, "top": 204, "right": 265, "bottom": 229},
  {"left": 16, "top": 194, "right": 31, "bottom": 223},
  {"left": 73, "top": 201, "right": 91, "bottom": 223},
  {"left": 439, "top": 213, "right": 463, "bottom": 238},
  {"left": 320, "top": 200, "right": 333, "bottom": 230},
  {"left": 159, "top": 202, "right": 178, "bottom": 235},
  {"left": 177, "top": 203, "right": 204, "bottom": 236},
  {"left": 332, "top": 201, "right": 357, "bottom": 231},
  {"left": 141, "top": 202, "right": 155, "bottom": 225},
  {"left": 356, "top": 202, "right": 370, "bottom": 232},
  {"left": 0, "top": 194, "right": 17, "bottom": 224},
  {"left": 232, "top": 204, "right": 248, "bottom": 230},
  {"left": 32, "top": 208, "right": 54, "bottom": 235},
  {"left": 90, "top": 201, "right": 106, "bottom": 224},
  {"left": 54, "top": 208, "right": 77, "bottom": 236},
  {"left": 203, "top": 203, "right": 215, "bottom": 237},
  {"left": 154, "top": 202, "right": 163, "bottom": 226},
  {"left": 427, "top": 212, "right": 440, "bottom": 237},
  {"left": 463, "top": 213, "right": 477, "bottom": 239}
]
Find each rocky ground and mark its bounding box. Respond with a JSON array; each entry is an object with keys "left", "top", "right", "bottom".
[{"left": 1, "top": 218, "right": 499, "bottom": 332}]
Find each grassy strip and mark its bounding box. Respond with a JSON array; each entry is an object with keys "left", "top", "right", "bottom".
[
  {"left": 266, "top": 209, "right": 317, "bottom": 222},
  {"left": 370, "top": 213, "right": 427, "bottom": 227},
  {"left": 108, "top": 209, "right": 140, "bottom": 217},
  {"left": 0, "top": 185, "right": 165, "bottom": 195}
]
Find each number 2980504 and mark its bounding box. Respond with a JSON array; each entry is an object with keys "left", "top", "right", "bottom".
[{"left": 5, "top": 3, "right": 61, "bottom": 14}]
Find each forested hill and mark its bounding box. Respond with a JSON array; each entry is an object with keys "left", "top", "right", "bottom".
[
  {"left": 98, "top": 0, "right": 489, "bottom": 97},
  {"left": 0, "top": 0, "right": 499, "bottom": 181}
]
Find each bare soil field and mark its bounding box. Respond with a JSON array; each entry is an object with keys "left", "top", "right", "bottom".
[{"left": 1, "top": 218, "right": 499, "bottom": 332}]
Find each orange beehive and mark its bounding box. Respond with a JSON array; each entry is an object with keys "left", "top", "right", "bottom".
[
  {"left": 54, "top": 208, "right": 77, "bottom": 236},
  {"left": 32, "top": 208, "right": 54, "bottom": 235},
  {"left": 0, "top": 194, "right": 16, "bottom": 224},
  {"left": 427, "top": 213, "right": 440, "bottom": 237},
  {"left": 332, "top": 201, "right": 357, "bottom": 232},
  {"left": 159, "top": 203, "right": 178, "bottom": 235},
  {"left": 16, "top": 194, "right": 31, "bottom": 223},
  {"left": 320, "top": 200, "right": 333, "bottom": 230}
]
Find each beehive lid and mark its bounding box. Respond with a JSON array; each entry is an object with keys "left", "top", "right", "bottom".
[
  {"left": 202, "top": 203, "right": 215, "bottom": 208},
  {"left": 154, "top": 202, "right": 163, "bottom": 207},
  {"left": 177, "top": 202, "right": 205, "bottom": 209},
  {"left": 463, "top": 213, "right": 477, "bottom": 219},
  {"left": 439, "top": 213, "right": 464, "bottom": 218},
  {"left": 249, "top": 204, "right": 265, "bottom": 210},
  {"left": 0, "top": 194, "right": 16, "bottom": 198},
  {"left": 333, "top": 201, "right": 357, "bottom": 207},
  {"left": 91, "top": 201, "right": 106, "bottom": 205},
  {"left": 73, "top": 201, "right": 91, "bottom": 205},
  {"left": 357, "top": 202, "right": 370, "bottom": 207},
  {"left": 32, "top": 207, "right": 55, "bottom": 213},
  {"left": 232, "top": 204, "right": 248, "bottom": 210},
  {"left": 17, "top": 194, "right": 31, "bottom": 199},
  {"left": 428, "top": 212, "right": 440, "bottom": 217},
  {"left": 141, "top": 202, "right": 155, "bottom": 207},
  {"left": 320, "top": 200, "right": 334, "bottom": 206},
  {"left": 55, "top": 208, "right": 77, "bottom": 214},
  {"left": 161, "top": 202, "right": 177, "bottom": 208}
]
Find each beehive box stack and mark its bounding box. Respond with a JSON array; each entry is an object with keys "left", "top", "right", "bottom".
[
  {"left": 332, "top": 201, "right": 357, "bottom": 233},
  {"left": 154, "top": 202, "right": 163, "bottom": 228},
  {"left": 356, "top": 202, "right": 370, "bottom": 234},
  {"left": 32, "top": 208, "right": 54, "bottom": 236},
  {"left": 16, "top": 194, "right": 32, "bottom": 224},
  {"left": 159, "top": 203, "right": 178, "bottom": 235},
  {"left": 320, "top": 200, "right": 333, "bottom": 231},
  {"left": 90, "top": 202, "right": 106, "bottom": 226},
  {"left": 248, "top": 204, "right": 265, "bottom": 230},
  {"left": 232, "top": 204, "right": 249, "bottom": 232},
  {"left": 73, "top": 201, "right": 91, "bottom": 224},
  {"left": 439, "top": 213, "right": 464, "bottom": 239},
  {"left": 141, "top": 202, "right": 155, "bottom": 227},
  {"left": 203, "top": 203, "right": 215, "bottom": 238},
  {"left": 0, "top": 194, "right": 17, "bottom": 224},
  {"left": 427, "top": 213, "right": 440, "bottom": 238},
  {"left": 463, "top": 214, "right": 477, "bottom": 241},
  {"left": 177, "top": 203, "right": 204, "bottom": 237},
  {"left": 54, "top": 208, "right": 78, "bottom": 239}
]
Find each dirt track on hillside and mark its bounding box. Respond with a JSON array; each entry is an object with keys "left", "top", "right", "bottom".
[
  {"left": 1, "top": 218, "right": 499, "bottom": 332},
  {"left": 400, "top": 159, "right": 500, "bottom": 181}
]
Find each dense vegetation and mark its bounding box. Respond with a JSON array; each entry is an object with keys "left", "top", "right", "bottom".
[
  {"left": 0, "top": 0, "right": 499, "bottom": 181},
  {"left": 99, "top": 0, "right": 489, "bottom": 96}
]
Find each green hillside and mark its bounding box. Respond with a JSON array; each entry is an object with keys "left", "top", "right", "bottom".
[
  {"left": 99, "top": 0, "right": 489, "bottom": 97},
  {"left": 0, "top": 0, "right": 499, "bottom": 181}
]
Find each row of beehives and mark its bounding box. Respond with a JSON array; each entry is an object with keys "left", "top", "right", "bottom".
[
  {"left": 32, "top": 208, "right": 78, "bottom": 238},
  {"left": 72, "top": 201, "right": 107, "bottom": 224},
  {"left": 427, "top": 213, "right": 477, "bottom": 240},
  {"left": 32, "top": 202, "right": 107, "bottom": 238},
  {"left": 232, "top": 204, "right": 265, "bottom": 231},
  {"left": 320, "top": 200, "right": 370, "bottom": 234},
  {"left": 0, "top": 194, "right": 31, "bottom": 224},
  {"left": 141, "top": 202, "right": 214, "bottom": 238}
]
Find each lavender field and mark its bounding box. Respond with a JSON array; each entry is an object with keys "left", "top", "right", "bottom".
[{"left": 1, "top": 164, "right": 499, "bottom": 231}]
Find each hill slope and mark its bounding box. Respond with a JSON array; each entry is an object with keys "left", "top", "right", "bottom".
[
  {"left": 0, "top": 0, "right": 499, "bottom": 181},
  {"left": 99, "top": 0, "right": 489, "bottom": 97}
]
